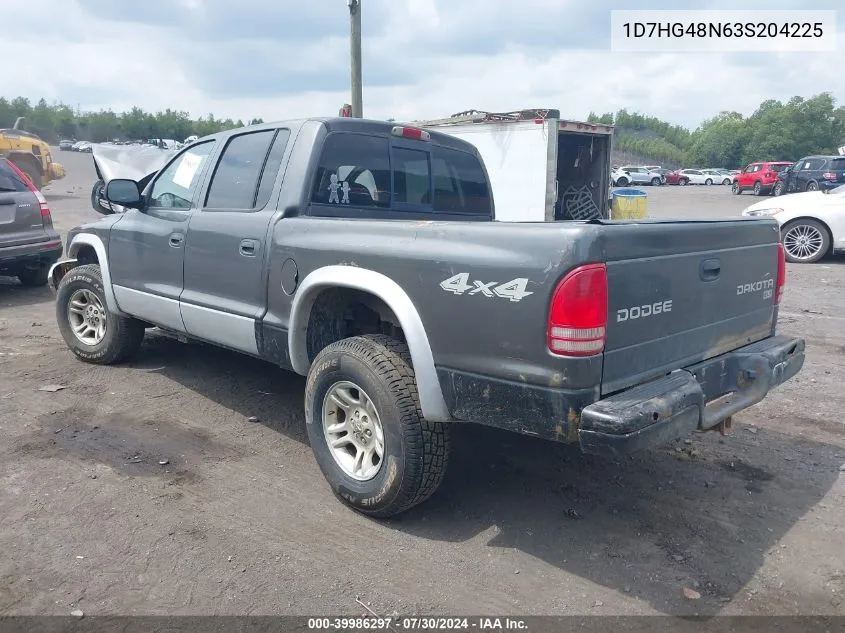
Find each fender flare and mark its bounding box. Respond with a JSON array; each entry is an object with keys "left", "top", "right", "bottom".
[
  {"left": 65, "top": 233, "right": 125, "bottom": 316},
  {"left": 288, "top": 265, "right": 451, "bottom": 423}
]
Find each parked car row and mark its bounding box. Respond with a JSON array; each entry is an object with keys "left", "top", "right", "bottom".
[
  {"left": 665, "top": 168, "right": 734, "bottom": 186},
  {"left": 733, "top": 155, "right": 845, "bottom": 197}
]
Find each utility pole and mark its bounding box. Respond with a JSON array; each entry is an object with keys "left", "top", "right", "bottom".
[{"left": 348, "top": 0, "right": 363, "bottom": 118}]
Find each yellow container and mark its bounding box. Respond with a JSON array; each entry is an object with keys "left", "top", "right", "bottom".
[{"left": 611, "top": 188, "right": 647, "bottom": 220}]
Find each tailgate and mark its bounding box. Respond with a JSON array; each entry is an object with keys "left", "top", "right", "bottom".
[{"left": 600, "top": 219, "right": 781, "bottom": 395}]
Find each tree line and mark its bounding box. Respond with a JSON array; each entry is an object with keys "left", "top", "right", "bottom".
[
  {"left": 0, "top": 97, "right": 264, "bottom": 143},
  {"left": 3, "top": 93, "right": 843, "bottom": 169},
  {"left": 588, "top": 92, "right": 845, "bottom": 169}
]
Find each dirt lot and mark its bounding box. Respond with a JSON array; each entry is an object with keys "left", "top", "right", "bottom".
[{"left": 1, "top": 150, "right": 844, "bottom": 617}]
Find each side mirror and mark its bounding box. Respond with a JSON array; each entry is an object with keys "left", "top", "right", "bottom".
[{"left": 105, "top": 178, "right": 143, "bottom": 209}]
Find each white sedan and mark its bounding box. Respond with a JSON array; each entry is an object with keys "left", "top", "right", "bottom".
[{"left": 741, "top": 184, "right": 845, "bottom": 263}]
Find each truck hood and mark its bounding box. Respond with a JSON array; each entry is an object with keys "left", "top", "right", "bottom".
[{"left": 92, "top": 143, "right": 177, "bottom": 183}]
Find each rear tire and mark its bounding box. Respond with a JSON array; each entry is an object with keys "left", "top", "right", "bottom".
[
  {"left": 55, "top": 264, "right": 145, "bottom": 364},
  {"left": 806, "top": 181, "right": 819, "bottom": 192},
  {"left": 17, "top": 266, "right": 49, "bottom": 287},
  {"left": 753, "top": 181, "right": 762, "bottom": 196},
  {"left": 12, "top": 158, "right": 42, "bottom": 189},
  {"left": 722, "top": 178, "right": 731, "bottom": 185},
  {"left": 304, "top": 334, "right": 450, "bottom": 518},
  {"left": 678, "top": 178, "right": 688, "bottom": 186},
  {"left": 781, "top": 219, "right": 830, "bottom": 264},
  {"left": 705, "top": 178, "right": 713, "bottom": 185}
]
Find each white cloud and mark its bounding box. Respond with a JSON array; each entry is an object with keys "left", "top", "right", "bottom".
[{"left": 0, "top": 0, "right": 842, "bottom": 130}]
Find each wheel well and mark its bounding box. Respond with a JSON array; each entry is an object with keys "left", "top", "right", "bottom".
[
  {"left": 75, "top": 245, "right": 99, "bottom": 265},
  {"left": 781, "top": 216, "right": 833, "bottom": 253},
  {"left": 305, "top": 288, "right": 405, "bottom": 363}
]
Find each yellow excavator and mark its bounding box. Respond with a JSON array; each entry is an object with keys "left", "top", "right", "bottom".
[{"left": 0, "top": 117, "right": 65, "bottom": 189}]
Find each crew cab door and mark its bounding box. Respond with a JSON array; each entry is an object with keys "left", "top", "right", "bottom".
[
  {"left": 108, "top": 140, "right": 216, "bottom": 332},
  {"left": 179, "top": 127, "right": 291, "bottom": 355}
]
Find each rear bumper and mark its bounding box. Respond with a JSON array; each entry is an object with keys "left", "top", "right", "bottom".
[
  {"left": 0, "top": 239, "right": 63, "bottom": 272},
  {"left": 578, "top": 335, "right": 805, "bottom": 457}
]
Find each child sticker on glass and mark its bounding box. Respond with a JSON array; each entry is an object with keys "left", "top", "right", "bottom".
[{"left": 328, "top": 173, "right": 351, "bottom": 204}]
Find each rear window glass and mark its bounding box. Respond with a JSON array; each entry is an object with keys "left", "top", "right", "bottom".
[
  {"left": 431, "top": 146, "right": 491, "bottom": 216},
  {"left": 827, "top": 157, "right": 845, "bottom": 169},
  {"left": 310, "top": 133, "right": 491, "bottom": 217},
  {"left": 769, "top": 164, "right": 790, "bottom": 172},
  {"left": 311, "top": 133, "right": 390, "bottom": 208}
]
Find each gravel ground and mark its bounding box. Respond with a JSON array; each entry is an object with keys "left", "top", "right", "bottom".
[{"left": 1, "top": 150, "right": 843, "bottom": 618}]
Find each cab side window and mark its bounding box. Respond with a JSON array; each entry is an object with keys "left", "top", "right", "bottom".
[
  {"left": 148, "top": 141, "right": 215, "bottom": 209},
  {"left": 205, "top": 129, "right": 290, "bottom": 211}
]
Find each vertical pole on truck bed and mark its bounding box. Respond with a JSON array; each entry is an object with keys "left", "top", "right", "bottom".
[
  {"left": 544, "top": 119, "right": 559, "bottom": 222},
  {"left": 349, "top": 0, "right": 363, "bottom": 118}
]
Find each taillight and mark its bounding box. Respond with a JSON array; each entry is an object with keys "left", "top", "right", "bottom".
[
  {"left": 775, "top": 243, "right": 786, "bottom": 305},
  {"left": 822, "top": 172, "right": 836, "bottom": 181},
  {"left": 391, "top": 126, "right": 430, "bottom": 141},
  {"left": 548, "top": 263, "right": 608, "bottom": 357},
  {"left": 4, "top": 159, "right": 52, "bottom": 226}
]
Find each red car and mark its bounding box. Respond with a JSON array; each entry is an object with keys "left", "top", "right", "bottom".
[{"left": 732, "top": 161, "right": 792, "bottom": 196}]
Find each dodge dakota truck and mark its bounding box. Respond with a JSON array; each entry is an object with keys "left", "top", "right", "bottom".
[{"left": 48, "top": 117, "right": 805, "bottom": 518}]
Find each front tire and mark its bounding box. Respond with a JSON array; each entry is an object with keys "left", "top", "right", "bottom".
[
  {"left": 773, "top": 181, "right": 784, "bottom": 196},
  {"left": 678, "top": 178, "right": 688, "bottom": 186},
  {"left": 304, "top": 334, "right": 450, "bottom": 518},
  {"left": 705, "top": 178, "right": 713, "bottom": 185},
  {"left": 615, "top": 177, "right": 629, "bottom": 187},
  {"left": 650, "top": 177, "right": 660, "bottom": 186},
  {"left": 55, "top": 264, "right": 145, "bottom": 364},
  {"left": 732, "top": 182, "right": 741, "bottom": 195}
]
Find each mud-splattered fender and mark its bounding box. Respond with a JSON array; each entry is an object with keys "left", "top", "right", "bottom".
[{"left": 288, "top": 265, "right": 451, "bottom": 423}]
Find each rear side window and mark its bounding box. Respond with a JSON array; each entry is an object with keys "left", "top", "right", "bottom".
[
  {"left": 800, "top": 158, "right": 825, "bottom": 171},
  {"left": 205, "top": 129, "right": 286, "bottom": 210},
  {"left": 311, "top": 133, "right": 390, "bottom": 208},
  {"left": 431, "top": 146, "right": 491, "bottom": 216}
]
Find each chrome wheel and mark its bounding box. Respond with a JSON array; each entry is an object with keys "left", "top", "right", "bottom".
[
  {"left": 67, "top": 288, "right": 107, "bottom": 346},
  {"left": 783, "top": 224, "right": 824, "bottom": 262},
  {"left": 322, "top": 381, "right": 384, "bottom": 481}
]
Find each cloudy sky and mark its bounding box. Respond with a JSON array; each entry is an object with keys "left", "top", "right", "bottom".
[{"left": 3, "top": 0, "right": 842, "bottom": 129}]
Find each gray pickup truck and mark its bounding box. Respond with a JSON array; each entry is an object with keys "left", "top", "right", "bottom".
[{"left": 48, "top": 118, "right": 805, "bottom": 518}]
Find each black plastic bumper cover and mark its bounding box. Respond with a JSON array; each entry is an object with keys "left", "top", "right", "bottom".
[{"left": 578, "top": 335, "right": 805, "bottom": 457}]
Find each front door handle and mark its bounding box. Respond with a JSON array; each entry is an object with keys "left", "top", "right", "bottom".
[
  {"left": 239, "top": 239, "right": 259, "bottom": 257},
  {"left": 169, "top": 233, "right": 184, "bottom": 248}
]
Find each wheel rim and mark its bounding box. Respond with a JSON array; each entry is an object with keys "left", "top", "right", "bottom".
[
  {"left": 67, "top": 289, "right": 107, "bottom": 346},
  {"left": 783, "top": 224, "right": 824, "bottom": 261},
  {"left": 679, "top": 179, "right": 686, "bottom": 186},
  {"left": 706, "top": 180, "right": 712, "bottom": 185},
  {"left": 754, "top": 183, "right": 760, "bottom": 193},
  {"left": 808, "top": 182, "right": 818, "bottom": 191},
  {"left": 322, "top": 381, "right": 385, "bottom": 481}
]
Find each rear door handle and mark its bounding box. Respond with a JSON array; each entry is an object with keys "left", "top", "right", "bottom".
[
  {"left": 169, "top": 233, "right": 184, "bottom": 248},
  {"left": 239, "top": 239, "right": 259, "bottom": 257}
]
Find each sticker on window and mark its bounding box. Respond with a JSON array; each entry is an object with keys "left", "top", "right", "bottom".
[
  {"left": 328, "top": 173, "right": 351, "bottom": 204},
  {"left": 172, "top": 152, "right": 204, "bottom": 189}
]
